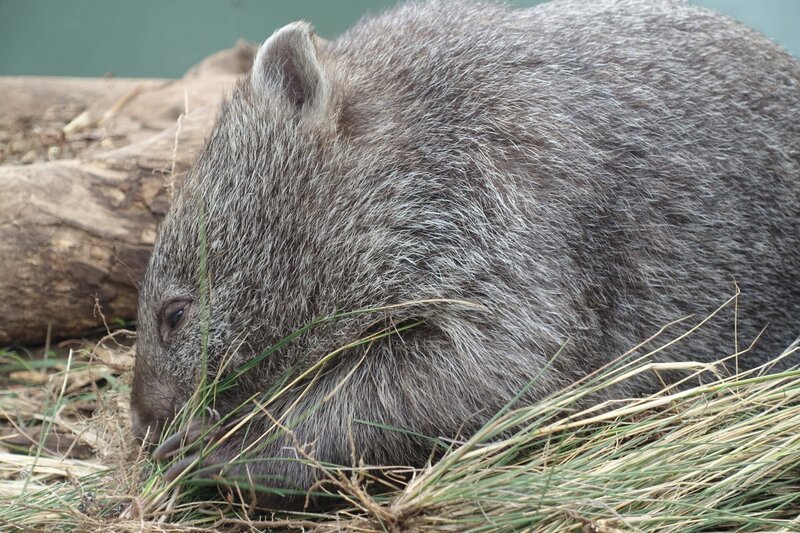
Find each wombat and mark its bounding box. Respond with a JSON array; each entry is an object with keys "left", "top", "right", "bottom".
[{"left": 130, "top": 0, "right": 800, "bottom": 509}]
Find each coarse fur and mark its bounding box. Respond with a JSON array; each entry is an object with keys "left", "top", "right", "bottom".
[{"left": 131, "top": 0, "right": 800, "bottom": 509}]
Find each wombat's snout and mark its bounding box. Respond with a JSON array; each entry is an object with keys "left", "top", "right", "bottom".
[
  {"left": 129, "top": 366, "right": 177, "bottom": 445},
  {"left": 130, "top": 404, "right": 165, "bottom": 444}
]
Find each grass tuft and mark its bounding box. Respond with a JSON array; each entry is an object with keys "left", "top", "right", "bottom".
[{"left": 0, "top": 317, "right": 798, "bottom": 531}]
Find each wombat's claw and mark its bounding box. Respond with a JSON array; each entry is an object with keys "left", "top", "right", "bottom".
[
  {"left": 152, "top": 410, "right": 223, "bottom": 461},
  {"left": 152, "top": 432, "right": 187, "bottom": 461},
  {"left": 152, "top": 418, "right": 205, "bottom": 461},
  {"left": 163, "top": 453, "right": 201, "bottom": 482},
  {"left": 153, "top": 412, "right": 234, "bottom": 483},
  {"left": 163, "top": 452, "right": 225, "bottom": 482}
]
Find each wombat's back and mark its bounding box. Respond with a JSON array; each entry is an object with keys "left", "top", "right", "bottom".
[{"left": 328, "top": 0, "right": 800, "bottom": 378}]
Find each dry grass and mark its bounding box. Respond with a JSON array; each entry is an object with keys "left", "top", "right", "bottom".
[{"left": 1, "top": 316, "right": 798, "bottom": 532}]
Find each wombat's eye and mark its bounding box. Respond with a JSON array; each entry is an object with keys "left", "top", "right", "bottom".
[{"left": 159, "top": 299, "right": 191, "bottom": 343}]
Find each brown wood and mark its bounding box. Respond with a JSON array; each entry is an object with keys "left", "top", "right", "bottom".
[{"left": 0, "top": 43, "right": 254, "bottom": 345}]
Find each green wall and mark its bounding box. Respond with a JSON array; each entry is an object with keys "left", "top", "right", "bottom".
[{"left": 0, "top": 0, "right": 798, "bottom": 78}]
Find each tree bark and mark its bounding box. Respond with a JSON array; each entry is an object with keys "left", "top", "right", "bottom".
[{"left": 0, "top": 43, "right": 254, "bottom": 345}]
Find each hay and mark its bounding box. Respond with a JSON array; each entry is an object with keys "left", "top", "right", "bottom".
[{"left": 1, "top": 323, "right": 798, "bottom": 532}]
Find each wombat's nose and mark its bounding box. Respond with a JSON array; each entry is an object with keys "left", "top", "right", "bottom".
[{"left": 130, "top": 405, "right": 164, "bottom": 445}]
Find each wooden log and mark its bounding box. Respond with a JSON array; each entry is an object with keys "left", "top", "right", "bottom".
[{"left": 0, "top": 43, "right": 254, "bottom": 345}]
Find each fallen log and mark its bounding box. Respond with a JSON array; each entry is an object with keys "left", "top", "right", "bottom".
[{"left": 0, "top": 43, "right": 254, "bottom": 345}]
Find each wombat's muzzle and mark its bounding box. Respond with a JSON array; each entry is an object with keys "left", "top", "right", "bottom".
[
  {"left": 129, "top": 374, "right": 178, "bottom": 446},
  {"left": 130, "top": 406, "right": 165, "bottom": 445}
]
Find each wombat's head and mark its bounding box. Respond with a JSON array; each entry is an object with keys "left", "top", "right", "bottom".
[{"left": 131, "top": 22, "right": 345, "bottom": 441}]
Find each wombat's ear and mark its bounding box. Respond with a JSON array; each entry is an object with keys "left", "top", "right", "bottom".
[{"left": 251, "top": 21, "right": 332, "bottom": 119}]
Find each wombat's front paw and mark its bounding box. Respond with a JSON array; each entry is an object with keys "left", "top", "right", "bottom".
[
  {"left": 152, "top": 412, "right": 314, "bottom": 510},
  {"left": 152, "top": 408, "right": 229, "bottom": 482}
]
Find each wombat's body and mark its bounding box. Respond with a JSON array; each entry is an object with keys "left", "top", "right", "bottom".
[{"left": 131, "top": 0, "right": 800, "bottom": 508}]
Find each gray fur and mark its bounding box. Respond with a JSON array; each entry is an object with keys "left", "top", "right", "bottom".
[{"left": 131, "top": 0, "right": 800, "bottom": 508}]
